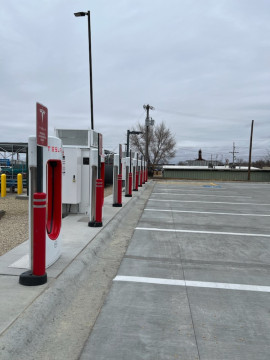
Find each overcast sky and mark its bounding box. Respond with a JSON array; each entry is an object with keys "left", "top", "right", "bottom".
[{"left": 1, "top": 0, "right": 270, "bottom": 163}]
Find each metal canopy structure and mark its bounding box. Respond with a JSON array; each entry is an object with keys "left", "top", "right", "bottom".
[
  {"left": 0, "top": 142, "right": 28, "bottom": 155},
  {"left": 0, "top": 142, "right": 28, "bottom": 191}
]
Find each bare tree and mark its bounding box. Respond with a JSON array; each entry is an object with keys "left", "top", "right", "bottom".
[
  {"left": 130, "top": 121, "right": 176, "bottom": 168},
  {"left": 250, "top": 150, "right": 270, "bottom": 169}
]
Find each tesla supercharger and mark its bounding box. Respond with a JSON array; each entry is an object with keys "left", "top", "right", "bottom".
[
  {"left": 28, "top": 135, "right": 62, "bottom": 268},
  {"left": 141, "top": 156, "right": 145, "bottom": 184},
  {"left": 113, "top": 153, "right": 123, "bottom": 207},
  {"left": 134, "top": 152, "right": 139, "bottom": 191},
  {"left": 89, "top": 146, "right": 99, "bottom": 224},
  {"left": 127, "top": 150, "right": 134, "bottom": 196},
  {"left": 132, "top": 152, "right": 137, "bottom": 191},
  {"left": 138, "top": 158, "right": 142, "bottom": 187},
  {"left": 113, "top": 145, "right": 122, "bottom": 207},
  {"left": 124, "top": 155, "right": 131, "bottom": 197},
  {"left": 113, "top": 153, "right": 119, "bottom": 205}
]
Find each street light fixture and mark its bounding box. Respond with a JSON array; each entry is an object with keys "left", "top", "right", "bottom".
[
  {"left": 74, "top": 10, "right": 94, "bottom": 130},
  {"left": 74, "top": 12, "right": 87, "bottom": 17},
  {"left": 126, "top": 130, "right": 143, "bottom": 157}
]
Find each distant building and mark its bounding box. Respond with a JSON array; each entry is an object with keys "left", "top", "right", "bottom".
[
  {"left": 197, "top": 149, "right": 204, "bottom": 161},
  {"left": 186, "top": 149, "right": 217, "bottom": 167}
]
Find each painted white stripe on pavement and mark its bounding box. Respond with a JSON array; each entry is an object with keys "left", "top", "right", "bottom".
[
  {"left": 114, "top": 276, "right": 270, "bottom": 293},
  {"left": 144, "top": 209, "right": 270, "bottom": 217},
  {"left": 135, "top": 227, "right": 270, "bottom": 238},
  {"left": 148, "top": 199, "right": 270, "bottom": 206},
  {"left": 152, "top": 193, "right": 250, "bottom": 198},
  {"left": 155, "top": 188, "right": 227, "bottom": 192}
]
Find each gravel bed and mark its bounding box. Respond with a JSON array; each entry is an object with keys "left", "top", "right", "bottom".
[
  {"left": 0, "top": 185, "right": 113, "bottom": 256},
  {"left": 0, "top": 191, "right": 29, "bottom": 256}
]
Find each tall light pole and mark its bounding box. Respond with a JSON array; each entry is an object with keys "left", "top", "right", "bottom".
[
  {"left": 74, "top": 11, "right": 94, "bottom": 130},
  {"left": 143, "top": 104, "right": 154, "bottom": 170}
]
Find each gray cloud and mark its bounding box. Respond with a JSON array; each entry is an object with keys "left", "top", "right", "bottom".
[{"left": 0, "top": 0, "right": 269, "bottom": 163}]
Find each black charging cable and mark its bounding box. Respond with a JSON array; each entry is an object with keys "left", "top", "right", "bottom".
[{"left": 47, "top": 161, "right": 57, "bottom": 235}]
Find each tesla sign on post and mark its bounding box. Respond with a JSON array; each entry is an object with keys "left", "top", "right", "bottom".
[
  {"left": 36, "top": 103, "right": 48, "bottom": 147},
  {"left": 36, "top": 102, "right": 48, "bottom": 192}
]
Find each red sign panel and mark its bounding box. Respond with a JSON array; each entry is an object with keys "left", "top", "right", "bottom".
[{"left": 36, "top": 102, "right": 48, "bottom": 146}]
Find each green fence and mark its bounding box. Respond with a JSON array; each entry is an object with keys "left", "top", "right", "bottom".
[{"left": 163, "top": 169, "right": 270, "bottom": 182}]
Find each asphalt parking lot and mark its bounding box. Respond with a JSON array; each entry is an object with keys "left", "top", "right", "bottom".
[{"left": 80, "top": 180, "right": 270, "bottom": 360}]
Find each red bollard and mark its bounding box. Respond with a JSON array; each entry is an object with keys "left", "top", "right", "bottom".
[
  {"left": 33, "top": 193, "right": 46, "bottom": 276},
  {"left": 142, "top": 169, "right": 145, "bottom": 184},
  {"left": 127, "top": 172, "right": 132, "bottom": 197},
  {"left": 117, "top": 174, "right": 122, "bottom": 205},
  {"left": 139, "top": 170, "right": 143, "bottom": 187},
  {"left": 113, "top": 173, "right": 122, "bottom": 207},
  {"left": 19, "top": 192, "right": 47, "bottom": 286},
  {"left": 133, "top": 171, "right": 138, "bottom": 191},
  {"left": 95, "top": 179, "right": 103, "bottom": 226},
  {"left": 135, "top": 171, "right": 139, "bottom": 191}
]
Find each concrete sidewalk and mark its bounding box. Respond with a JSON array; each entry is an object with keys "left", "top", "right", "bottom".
[{"left": 0, "top": 181, "right": 154, "bottom": 360}]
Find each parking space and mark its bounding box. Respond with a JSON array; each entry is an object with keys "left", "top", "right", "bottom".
[{"left": 80, "top": 180, "right": 270, "bottom": 360}]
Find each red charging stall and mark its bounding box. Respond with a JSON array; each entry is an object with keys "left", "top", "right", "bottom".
[{"left": 112, "top": 145, "right": 123, "bottom": 207}]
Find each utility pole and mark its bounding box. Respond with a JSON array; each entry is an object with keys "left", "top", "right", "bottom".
[
  {"left": 248, "top": 120, "right": 254, "bottom": 181},
  {"left": 143, "top": 104, "right": 154, "bottom": 171},
  {"left": 229, "top": 142, "right": 239, "bottom": 168}
]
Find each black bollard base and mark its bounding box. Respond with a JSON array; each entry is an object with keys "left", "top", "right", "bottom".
[
  {"left": 88, "top": 221, "right": 103, "bottom": 227},
  {"left": 113, "top": 203, "right": 122, "bottom": 207},
  {"left": 19, "top": 270, "right": 47, "bottom": 286},
  {"left": 125, "top": 194, "right": 132, "bottom": 197}
]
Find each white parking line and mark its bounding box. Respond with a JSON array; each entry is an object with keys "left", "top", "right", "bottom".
[
  {"left": 152, "top": 193, "right": 250, "bottom": 198},
  {"left": 155, "top": 188, "right": 227, "bottom": 191},
  {"left": 114, "top": 276, "right": 270, "bottom": 293},
  {"left": 144, "top": 209, "right": 270, "bottom": 217},
  {"left": 135, "top": 227, "right": 270, "bottom": 237},
  {"left": 148, "top": 199, "right": 270, "bottom": 206}
]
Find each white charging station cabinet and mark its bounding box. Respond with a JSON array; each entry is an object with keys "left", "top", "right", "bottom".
[
  {"left": 62, "top": 147, "right": 82, "bottom": 205},
  {"left": 55, "top": 129, "right": 99, "bottom": 215}
]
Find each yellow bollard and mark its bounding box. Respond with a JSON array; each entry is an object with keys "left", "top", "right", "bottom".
[
  {"left": 17, "top": 173, "right": 23, "bottom": 195},
  {"left": 1, "top": 174, "right": 6, "bottom": 197}
]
